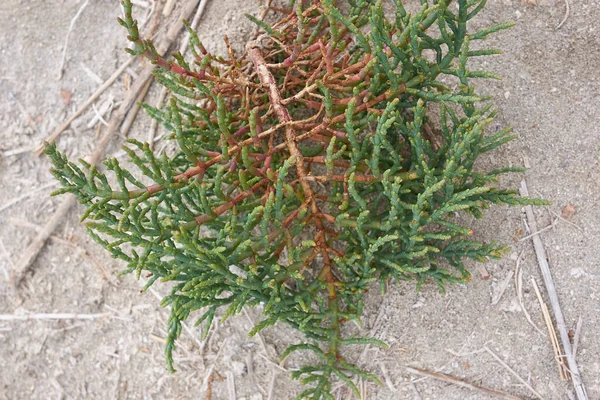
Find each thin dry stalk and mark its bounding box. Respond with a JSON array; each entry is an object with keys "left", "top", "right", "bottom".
[
  {"left": 483, "top": 346, "right": 545, "bottom": 400},
  {"left": 267, "top": 372, "right": 277, "bottom": 400},
  {"left": 0, "top": 312, "right": 113, "bottom": 321},
  {"left": 531, "top": 278, "right": 569, "bottom": 380},
  {"left": 12, "top": 0, "right": 202, "bottom": 289},
  {"left": 58, "top": 0, "right": 90, "bottom": 80},
  {"left": 120, "top": 78, "right": 153, "bottom": 135},
  {"left": 87, "top": 94, "right": 115, "bottom": 129},
  {"left": 514, "top": 251, "right": 545, "bottom": 335},
  {"left": 378, "top": 362, "right": 396, "bottom": 393},
  {"left": 518, "top": 221, "right": 556, "bottom": 242},
  {"left": 257, "top": 353, "right": 288, "bottom": 373},
  {"left": 242, "top": 307, "right": 273, "bottom": 359},
  {"left": 163, "top": 0, "right": 176, "bottom": 16},
  {"left": 0, "top": 182, "right": 58, "bottom": 213},
  {"left": 0, "top": 238, "right": 14, "bottom": 281},
  {"left": 360, "top": 378, "right": 367, "bottom": 400},
  {"left": 406, "top": 366, "right": 522, "bottom": 400},
  {"left": 35, "top": 56, "right": 135, "bottom": 155},
  {"left": 9, "top": 218, "right": 114, "bottom": 282},
  {"left": 491, "top": 270, "right": 514, "bottom": 305},
  {"left": 520, "top": 180, "right": 588, "bottom": 400},
  {"left": 226, "top": 371, "right": 236, "bottom": 400},
  {"left": 201, "top": 338, "right": 228, "bottom": 392},
  {"left": 409, "top": 378, "right": 422, "bottom": 400},
  {"left": 180, "top": 0, "right": 209, "bottom": 52},
  {"left": 556, "top": 0, "right": 570, "bottom": 30},
  {"left": 9, "top": 194, "right": 78, "bottom": 289},
  {"left": 145, "top": 285, "right": 206, "bottom": 352},
  {"left": 548, "top": 209, "right": 582, "bottom": 231},
  {"left": 148, "top": 88, "right": 168, "bottom": 149}
]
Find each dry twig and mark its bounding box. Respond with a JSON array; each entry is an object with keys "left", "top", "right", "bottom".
[
  {"left": 35, "top": 56, "right": 135, "bottom": 155},
  {"left": 0, "top": 312, "right": 113, "bottom": 321},
  {"left": 0, "top": 182, "right": 58, "bottom": 214},
  {"left": 491, "top": 270, "right": 514, "bottom": 305},
  {"left": 447, "top": 345, "right": 545, "bottom": 400},
  {"left": 58, "top": 0, "right": 90, "bottom": 80},
  {"left": 548, "top": 209, "right": 582, "bottom": 231},
  {"left": 120, "top": 78, "right": 153, "bottom": 135},
  {"left": 0, "top": 238, "right": 14, "bottom": 281},
  {"left": 514, "top": 251, "right": 545, "bottom": 335},
  {"left": 409, "top": 378, "right": 422, "bottom": 400},
  {"left": 518, "top": 220, "right": 557, "bottom": 242},
  {"left": 163, "top": 0, "right": 176, "bottom": 16},
  {"left": 406, "top": 366, "right": 523, "bottom": 400},
  {"left": 378, "top": 362, "right": 396, "bottom": 393},
  {"left": 483, "top": 346, "right": 545, "bottom": 400},
  {"left": 531, "top": 278, "right": 569, "bottom": 380},
  {"left": 267, "top": 372, "right": 277, "bottom": 400},
  {"left": 12, "top": 0, "right": 202, "bottom": 289},
  {"left": 555, "top": 0, "right": 570, "bottom": 30},
  {"left": 9, "top": 218, "right": 114, "bottom": 282},
  {"left": 201, "top": 338, "right": 228, "bottom": 393},
  {"left": 226, "top": 371, "right": 236, "bottom": 400},
  {"left": 520, "top": 180, "right": 588, "bottom": 400}
]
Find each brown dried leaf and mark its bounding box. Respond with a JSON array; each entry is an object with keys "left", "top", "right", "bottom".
[
  {"left": 513, "top": 227, "right": 524, "bottom": 242},
  {"left": 561, "top": 203, "right": 576, "bottom": 219},
  {"left": 60, "top": 89, "right": 72, "bottom": 105}
]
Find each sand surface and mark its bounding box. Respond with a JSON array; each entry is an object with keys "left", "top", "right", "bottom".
[{"left": 0, "top": 1, "right": 598, "bottom": 399}]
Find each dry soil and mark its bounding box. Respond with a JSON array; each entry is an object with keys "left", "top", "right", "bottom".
[{"left": 0, "top": 1, "right": 598, "bottom": 399}]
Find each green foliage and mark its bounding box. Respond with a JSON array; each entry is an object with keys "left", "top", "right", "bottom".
[{"left": 47, "top": 0, "right": 546, "bottom": 398}]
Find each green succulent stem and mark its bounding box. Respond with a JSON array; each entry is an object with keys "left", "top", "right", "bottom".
[{"left": 46, "top": 1, "right": 547, "bottom": 399}]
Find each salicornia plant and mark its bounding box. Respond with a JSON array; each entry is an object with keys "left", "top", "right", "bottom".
[{"left": 46, "top": 1, "right": 544, "bottom": 398}]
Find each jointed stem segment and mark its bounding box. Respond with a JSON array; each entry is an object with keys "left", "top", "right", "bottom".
[{"left": 46, "top": 2, "right": 544, "bottom": 399}]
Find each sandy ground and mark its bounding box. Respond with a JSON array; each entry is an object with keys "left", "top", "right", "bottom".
[{"left": 0, "top": 1, "right": 598, "bottom": 399}]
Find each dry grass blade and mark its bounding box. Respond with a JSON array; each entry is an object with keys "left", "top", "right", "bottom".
[
  {"left": 520, "top": 180, "right": 588, "bottom": 400},
  {"left": 548, "top": 209, "right": 582, "bottom": 230},
  {"left": 491, "top": 270, "right": 514, "bottom": 305},
  {"left": 0, "top": 312, "right": 113, "bottom": 321},
  {"left": 226, "top": 371, "right": 236, "bottom": 400},
  {"left": 12, "top": 0, "right": 203, "bottom": 289},
  {"left": 514, "top": 251, "right": 545, "bottom": 335},
  {"left": 556, "top": 0, "right": 570, "bottom": 30},
  {"left": 483, "top": 346, "right": 545, "bottom": 400},
  {"left": 531, "top": 277, "right": 569, "bottom": 380},
  {"left": 267, "top": 371, "right": 277, "bottom": 400},
  {"left": 120, "top": 78, "right": 153, "bottom": 135},
  {"left": 409, "top": 378, "right": 422, "bottom": 400},
  {"left": 378, "top": 362, "right": 396, "bottom": 393},
  {"left": 58, "top": 0, "right": 90, "bottom": 80},
  {"left": 201, "top": 338, "right": 228, "bottom": 393},
  {"left": 406, "top": 366, "right": 523, "bottom": 400},
  {"left": 0, "top": 182, "right": 58, "bottom": 214},
  {"left": 34, "top": 56, "right": 135, "bottom": 155},
  {"left": 163, "top": 0, "right": 176, "bottom": 16}
]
